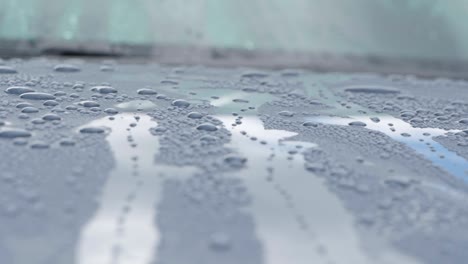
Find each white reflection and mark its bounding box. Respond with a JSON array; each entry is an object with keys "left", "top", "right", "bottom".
[
  {"left": 217, "top": 115, "right": 421, "bottom": 264},
  {"left": 308, "top": 115, "right": 467, "bottom": 180},
  {"left": 77, "top": 114, "right": 160, "bottom": 264},
  {"left": 76, "top": 113, "right": 198, "bottom": 264}
]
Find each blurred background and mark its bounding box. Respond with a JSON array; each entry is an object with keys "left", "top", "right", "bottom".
[{"left": 1, "top": 0, "right": 468, "bottom": 64}]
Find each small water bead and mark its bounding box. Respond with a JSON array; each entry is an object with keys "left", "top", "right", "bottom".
[
  {"left": 79, "top": 101, "right": 100, "bottom": 107},
  {"left": 232, "top": 99, "right": 249, "bottom": 103},
  {"left": 18, "top": 114, "right": 29, "bottom": 119},
  {"left": 278, "top": 111, "right": 294, "bottom": 117},
  {"left": 42, "top": 114, "right": 61, "bottom": 121},
  {"left": 5, "top": 86, "right": 35, "bottom": 95},
  {"left": 53, "top": 64, "right": 81, "bottom": 72},
  {"left": 30, "top": 141, "right": 50, "bottom": 149},
  {"left": 209, "top": 232, "right": 232, "bottom": 251},
  {"left": 200, "top": 135, "right": 218, "bottom": 143},
  {"left": 91, "top": 86, "right": 117, "bottom": 94},
  {"left": 153, "top": 127, "right": 167, "bottom": 133},
  {"left": 187, "top": 112, "right": 203, "bottom": 119},
  {"left": 13, "top": 138, "right": 28, "bottom": 146},
  {"left": 21, "top": 107, "right": 39, "bottom": 113},
  {"left": 100, "top": 65, "right": 114, "bottom": 72},
  {"left": 73, "top": 83, "right": 84, "bottom": 90},
  {"left": 0, "top": 128, "right": 32, "bottom": 138},
  {"left": 20, "top": 92, "right": 56, "bottom": 100},
  {"left": 161, "top": 80, "right": 179, "bottom": 85},
  {"left": 79, "top": 127, "right": 106, "bottom": 134},
  {"left": 31, "top": 118, "right": 46, "bottom": 124},
  {"left": 54, "top": 91, "right": 67, "bottom": 97},
  {"left": 51, "top": 107, "right": 66, "bottom": 113},
  {"left": 344, "top": 86, "right": 400, "bottom": 94},
  {"left": 137, "top": 88, "right": 158, "bottom": 95},
  {"left": 156, "top": 94, "right": 167, "bottom": 100},
  {"left": 370, "top": 117, "right": 380, "bottom": 123},
  {"left": 196, "top": 123, "right": 218, "bottom": 132},
  {"left": 224, "top": 156, "right": 247, "bottom": 168},
  {"left": 241, "top": 72, "right": 269, "bottom": 78},
  {"left": 302, "top": 122, "right": 319, "bottom": 127},
  {"left": 348, "top": 121, "right": 367, "bottom": 127},
  {"left": 60, "top": 139, "right": 76, "bottom": 146},
  {"left": 171, "top": 99, "right": 190, "bottom": 108},
  {"left": 242, "top": 87, "right": 258, "bottom": 92},
  {"left": 0, "top": 66, "right": 17, "bottom": 74},
  {"left": 104, "top": 108, "right": 119, "bottom": 115},
  {"left": 401, "top": 133, "right": 411, "bottom": 137},
  {"left": 16, "top": 102, "right": 33, "bottom": 109},
  {"left": 65, "top": 105, "right": 78, "bottom": 110},
  {"left": 43, "top": 100, "right": 59, "bottom": 107}
]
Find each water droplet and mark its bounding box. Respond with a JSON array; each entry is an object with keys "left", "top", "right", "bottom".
[
  {"left": 31, "top": 118, "right": 45, "bottom": 124},
  {"left": 5, "top": 86, "right": 35, "bottom": 95},
  {"left": 224, "top": 156, "right": 247, "bottom": 168},
  {"left": 16, "top": 102, "right": 33, "bottom": 109},
  {"left": 196, "top": 123, "right": 218, "bottom": 132},
  {"left": 60, "top": 139, "right": 76, "bottom": 146},
  {"left": 91, "top": 86, "right": 117, "bottom": 94},
  {"left": 30, "top": 141, "right": 50, "bottom": 149},
  {"left": 54, "top": 64, "right": 80, "bottom": 73},
  {"left": 79, "top": 101, "right": 100, "bottom": 108},
  {"left": 241, "top": 72, "right": 268, "bottom": 78},
  {"left": 161, "top": 80, "right": 179, "bottom": 85},
  {"left": 100, "top": 65, "right": 114, "bottom": 72},
  {"left": 200, "top": 135, "right": 218, "bottom": 142},
  {"left": 0, "top": 128, "right": 32, "bottom": 138},
  {"left": 232, "top": 99, "right": 249, "bottom": 103},
  {"left": 370, "top": 117, "right": 380, "bottom": 123},
  {"left": 0, "top": 66, "right": 17, "bottom": 74},
  {"left": 344, "top": 86, "right": 400, "bottom": 94},
  {"left": 278, "top": 111, "right": 294, "bottom": 117},
  {"left": 20, "top": 92, "right": 56, "bottom": 100},
  {"left": 21, "top": 107, "right": 39, "bottom": 113},
  {"left": 13, "top": 138, "right": 28, "bottom": 146},
  {"left": 187, "top": 112, "right": 203, "bottom": 119},
  {"left": 209, "top": 232, "right": 232, "bottom": 251},
  {"left": 171, "top": 99, "right": 190, "bottom": 108},
  {"left": 42, "top": 114, "right": 61, "bottom": 121},
  {"left": 401, "top": 133, "right": 411, "bottom": 137},
  {"left": 79, "top": 127, "right": 106, "bottom": 134},
  {"left": 348, "top": 121, "right": 367, "bottom": 127},
  {"left": 104, "top": 108, "right": 119, "bottom": 115},
  {"left": 137, "top": 88, "right": 158, "bottom": 95},
  {"left": 43, "top": 100, "right": 59, "bottom": 107},
  {"left": 302, "top": 122, "right": 318, "bottom": 127}
]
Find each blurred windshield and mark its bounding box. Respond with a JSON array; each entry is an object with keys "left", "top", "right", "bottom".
[{"left": 1, "top": 0, "right": 468, "bottom": 63}]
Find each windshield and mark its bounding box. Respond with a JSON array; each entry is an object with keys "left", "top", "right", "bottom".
[{"left": 1, "top": 0, "right": 468, "bottom": 64}]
